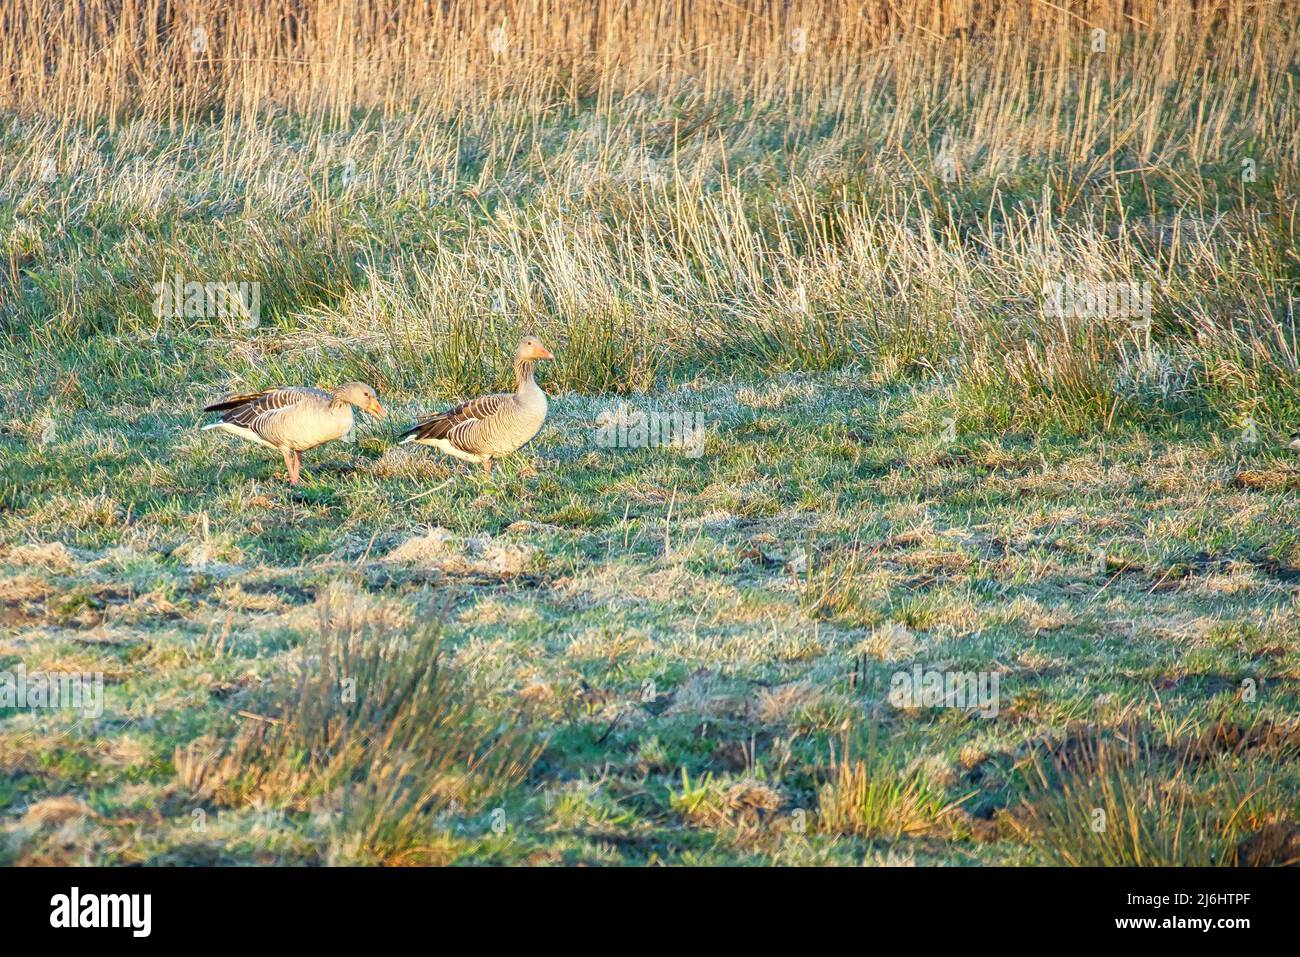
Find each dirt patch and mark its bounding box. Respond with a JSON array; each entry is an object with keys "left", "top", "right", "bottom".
[
  {"left": 1254, "top": 557, "right": 1300, "bottom": 583},
  {"left": 1234, "top": 821, "right": 1300, "bottom": 866},
  {"left": 662, "top": 671, "right": 749, "bottom": 721},
  {"left": 1147, "top": 552, "right": 1300, "bottom": 588},
  {"left": 21, "top": 795, "right": 92, "bottom": 828},
  {"left": 1232, "top": 468, "right": 1300, "bottom": 492},
  {"left": 0, "top": 574, "right": 53, "bottom": 625},
  {"left": 948, "top": 807, "right": 1005, "bottom": 842},
  {"left": 0, "top": 576, "right": 50, "bottom": 602},
  {"left": 710, "top": 731, "right": 776, "bottom": 773},
  {"left": 382, "top": 526, "right": 539, "bottom": 576},
  {"left": 1017, "top": 721, "right": 1113, "bottom": 773},
  {"left": 1184, "top": 719, "right": 1300, "bottom": 761},
  {"left": 678, "top": 778, "right": 783, "bottom": 830},
  {"left": 1151, "top": 672, "right": 1239, "bottom": 694},
  {"left": 0, "top": 542, "right": 77, "bottom": 571}
]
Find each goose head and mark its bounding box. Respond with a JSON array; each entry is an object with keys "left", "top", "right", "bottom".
[
  {"left": 516, "top": 336, "right": 555, "bottom": 362},
  {"left": 333, "top": 382, "right": 386, "bottom": 419}
]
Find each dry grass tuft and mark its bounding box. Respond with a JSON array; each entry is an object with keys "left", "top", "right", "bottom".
[
  {"left": 816, "top": 732, "right": 964, "bottom": 839},
  {"left": 1013, "top": 723, "right": 1293, "bottom": 866},
  {"left": 671, "top": 770, "right": 784, "bottom": 832},
  {"left": 174, "top": 590, "right": 540, "bottom": 864}
]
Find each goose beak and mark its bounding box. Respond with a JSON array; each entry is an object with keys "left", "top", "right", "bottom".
[
  {"left": 369, "top": 401, "right": 387, "bottom": 419},
  {"left": 535, "top": 345, "right": 555, "bottom": 360}
]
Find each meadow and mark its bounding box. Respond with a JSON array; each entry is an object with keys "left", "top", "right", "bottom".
[{"left": 0, "top": 0, "right": 1298, "bottom": 865}]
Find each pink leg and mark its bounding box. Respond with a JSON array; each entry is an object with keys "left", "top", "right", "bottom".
[
  {"left": 483, "top": 458, "right": 493, "bottom": 477},
  {"left": 281, "top": 448, "right": 296, "bottom": 484}
]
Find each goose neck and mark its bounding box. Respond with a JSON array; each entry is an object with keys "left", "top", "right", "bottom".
[{"left": 514, "top": 358, "right": 536, "bottom": 393}]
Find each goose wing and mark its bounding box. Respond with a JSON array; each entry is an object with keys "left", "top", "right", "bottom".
[
  {"left": 205, "top": 387, "right": 327, "bottom": 446},
  {"left": 401, "top": 393, "right": 510, "bottom": 446}
]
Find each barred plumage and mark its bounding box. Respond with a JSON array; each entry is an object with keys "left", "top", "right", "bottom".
[
  {"left": 401, "top": 337, "right": 554, "bottom": 476},
  {"left": 202, "top": 382, "right": 385, "bottom": 485}
]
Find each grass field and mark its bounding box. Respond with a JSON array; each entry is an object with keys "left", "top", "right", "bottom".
[{"left": 2, "top": 0, "right": 1299, "bottom": 866}]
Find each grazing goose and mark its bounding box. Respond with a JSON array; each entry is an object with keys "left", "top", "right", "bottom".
[
  {"left": 400, "top": 336, "right": 554, "bottom": 475},
  {"left": 203, "top": 382, "right": 385, "bottom": 485}
]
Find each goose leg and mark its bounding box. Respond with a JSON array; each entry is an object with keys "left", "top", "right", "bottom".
[
  {"left": 281, "top": 448, "right": 297, "bottom": 484},
  {"left": 482, "top": 458, "right": 493, "bottom": 477},
  {"left": 292, "top": 451, "right": 303, "bottom": 485}
]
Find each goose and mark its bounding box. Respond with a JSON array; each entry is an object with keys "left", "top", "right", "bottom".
[
  {"left": 202, "top": 382, "right": 385, "bottom": 485},
  {"left": 400, "top": 336, "right": 554, "bottom": 475}
]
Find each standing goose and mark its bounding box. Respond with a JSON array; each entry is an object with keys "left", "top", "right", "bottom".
[
  {"left": 400, "top": 336, "right": 554, "bottom": 475},
  {"left": 202, "top": 382, "right": 386, "bottom": 485}
]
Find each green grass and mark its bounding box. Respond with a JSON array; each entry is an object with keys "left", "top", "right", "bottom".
[{"left": 2, "top": 362, "right": 1299, "bottom": 864}]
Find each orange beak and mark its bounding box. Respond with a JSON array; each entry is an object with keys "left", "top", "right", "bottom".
[
  {"left": 368, "top": 400, "right": 387, "bottom": 419},
  {"left": 534, "top": 345, "right": 555, "bottom": 360}
]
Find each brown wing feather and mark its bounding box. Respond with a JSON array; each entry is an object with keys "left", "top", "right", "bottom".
[
  {"left": 403, "top": 394, "right": 509, "bottom": 442},
  {"left": 203, "top": 390, "right": 273, "bottom": 413},
  {"left": 205, "top": 388, "right": 322, "bottom": 440}
]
